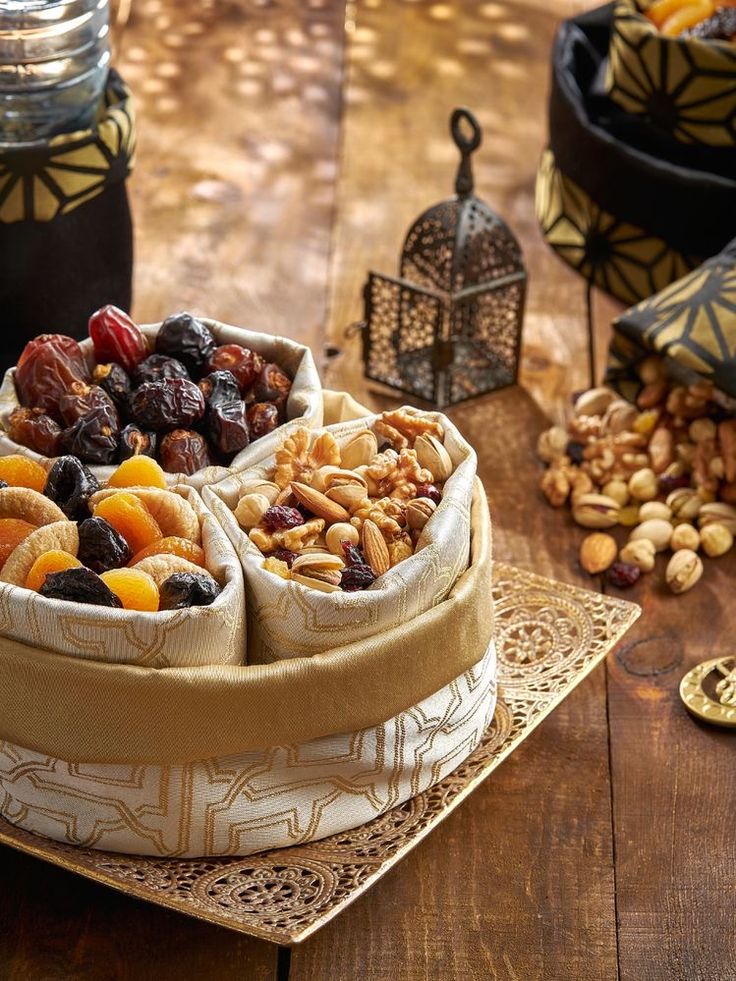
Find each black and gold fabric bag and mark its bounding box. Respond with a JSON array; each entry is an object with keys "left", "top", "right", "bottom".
[{"left": 0, "top": 70, "right": 135, "bottom": 370}]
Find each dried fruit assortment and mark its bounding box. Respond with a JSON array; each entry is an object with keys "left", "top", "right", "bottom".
[
  {"left": 0, "top": 453, "right": 221, "bottom": 611},
  {"left": 644, "top": 0, "right": 736, "bottom": 39},
  {"left": 537, "top": 356, "right": 735, "bottom": 594},
  {"left": 232, "top": 409, "right": 453, "bottom": 593},
  {"left": 6, "top": 306, "right": 294, "bottom": 475}
]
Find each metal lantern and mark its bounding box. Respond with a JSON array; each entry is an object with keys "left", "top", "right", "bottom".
[{"left": 358, "top": 107, "right": 527, "bottom": 408}]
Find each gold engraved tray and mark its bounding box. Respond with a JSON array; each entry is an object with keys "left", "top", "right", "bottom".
[{"left": 0, "top": 563, "right": 639, "bottom": 945}]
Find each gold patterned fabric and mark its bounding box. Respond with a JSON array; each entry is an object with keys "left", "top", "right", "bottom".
[
  {"left": 606, "top": 240, "right": 736, "bottom": 399},
  {"left": 0, "top": 71, "right": 135, "bottom": 224},
  {"left": 606, "top": 0, "right": 736, "bottom": 147}
]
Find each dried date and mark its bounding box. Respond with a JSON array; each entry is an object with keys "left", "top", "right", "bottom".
[
  {"left": 60, "top": 408, "right": 119, "bottom": 465},
  {"left": 130, "top": 379, "right": 205, "bottom": 431},
  {"left": 159, "top": 429, "right": 212, "bottom": 475},
  {"left": 134, "top": 354, "right": 190, "bottom": 385},
  {"left": 155, "top": 313, "right": 216, "bottom": 376},
  {"left": 7, "top": 407, "right": 62, "bottom": 457},
  {"left": 59, "top": 382, "right": 119, "bottom": 430},
  {"left": 246, "top": 402, "right": 279, "bottom": 440},
  {"left": 119, "top": 424, "right": 157, "bottom": 460},
  {"left": 208, "top": 400, "right": 250, "bottom": 457},
  {"left": 207, "top": 344, "right": 264, "bottom": 393}
]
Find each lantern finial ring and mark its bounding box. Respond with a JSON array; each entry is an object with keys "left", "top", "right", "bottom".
[{"left": 450, "top": 107, "right": 482, "bottom": 198}]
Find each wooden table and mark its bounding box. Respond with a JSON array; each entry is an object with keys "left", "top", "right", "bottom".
[{"left": 1, "top": 2, "right": 733, "bottom": 979}]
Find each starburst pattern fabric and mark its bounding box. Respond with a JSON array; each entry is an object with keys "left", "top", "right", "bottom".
[{"left": 0, "top": 71, "right": 135, "bottom": 224}]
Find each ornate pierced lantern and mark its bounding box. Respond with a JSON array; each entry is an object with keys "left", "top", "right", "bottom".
[{"left": 358, "top": 108, "right": 527, "bottom": 408}]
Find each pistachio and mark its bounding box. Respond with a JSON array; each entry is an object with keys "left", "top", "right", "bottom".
[
  {"left": 698, "top": 502, "right": 736, "bottom": 534},
  {"left": 638, "top": 501, "right": 672, "bottom": 522},
  {"left": 579, "top": 532, "right": 617, "bottom": 574},
  {"left": 406, "top": 497, "right": 437, "bottom": 530},
  {"left": 340, "top": 430, "right": 378, "bottom": 470},
  {"left": 629, "top": 518, "right": 672, "bottom": 552},
  {"left": 628, "top": 467, "right": 658, "bottom": 502},
  {"left": 666, "top": 549, "right": 703, "bottom": 594},
  {"left": 666, "top": 487, "right": 702, "bottom": 523},
  {"left": 619, "top": 539, "right": 656, "bottom": 572},
  {"left": 234, "top": 493, "right": 271, "bottom": 530},
  {"left": 414, "top": 433, "right": 453, "bottom": 482},
  {"left": 602, "top": 399, "right": 638, "bottom": 434},
  {"left": 699, "top": 522, "right": 733, "bottom": 558},
  {"left": 325, "top": 522, "right": 359, "bottom": 555},
  {"left": 571, "top": 493, "right": 620, "bottom": 529},
  {"left": 292, "top": 572, "right": 342, "bottom": 593},
  {"left": 670, "top": 523, "right": 700, "bottom": 552},
  {"left": 309, "top": 465, "right": 344, "bottom": 492},
  {"left": 292, "top": 552, "right": 344, "bottom": 586},
  {"left": 574, "top": 387, "right": 615, "bottom": 418},
  {"left": 536, "top": 425, "right": 569, "bottom": 463},
  {"left": 326, "top": 483, "right": 366, "bottom": 511},
  {"left": 602, "top": 479, "right": 630, "bottom": 507}
]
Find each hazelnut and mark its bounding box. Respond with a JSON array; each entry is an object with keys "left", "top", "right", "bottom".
[
  {"left": 666, "top": 549, "right": 703, "bottom": 594},
  {"left": 628, "top": 468, "right": 658, "bottom": 502},
  {"left": 670, "top": 523, "right": 700, "bottom": 552},
  {"left": 325, "top": 522, "right": 359, "bottom": 555},
  {"left": 619, "top": 539, "right": 656, "bottom": 572},
  {"left": 602, "top": 479, "right": 630, "bottom": 507},
  {"left": 234, "top": 492, "right": 271, "bottom": 530},
  {"left": 700, "top": 522, "right": 733, "bottom": 558},
  {"left": 629, "top": 518, "right": 673, "bottom": 552},
  {"left": 638, "top": 501, "right": 672, "bottom": 522}
]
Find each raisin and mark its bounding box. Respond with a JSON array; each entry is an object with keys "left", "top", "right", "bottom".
[
  {"left": 272, "top": 547, "right": 298, "bottom": 568},
  {"left": 0, "top": 518, "right": 37, "bottom": 567},
  {"left": 101, "top": 568, "right": 159, "bottom": 611},
  {"left": 247, "top": 402, "right": 279, "bottom": 440},
  {"left": 0, "top": 456, "right": 48, "bottom": 492},
  {"left": 93, "top": 491, "right": 162, "bottom": 554},
  {"left": 159, "top": 429, "right": 212, "bottom": 475},
  {"left": 108, "top": 456, "right": 167, "bottom": 489},
  {"left": 158, "top": 572, "right": 221, "bottom": 610},
  {"left": 659, "top": 473, "right": 691, "bottom": 495},
  {"left": 198, "top": 370, "right": 240, "bottom": 411},
  {"left": 253, "top": 363, "right": 292, "bottom": 412},
  {"left": 155, "top": 313, "right": 216, "bottom": 376},
  {"left": 88, "top": 305, "right": 149, "bottom": 373},
  {"left": 26, "top": 550, "right": 82, "bottom": 591},
  {"left": 134, "top": 354, "right": 190, "bottom": 385},
  {"left": 208, "top": 400, "right": 250, "bottom": 457},
  {"left": 7, "top": 407, "right": 62, "bottom": 457},
  {"left": 119, "top": 424, "right": 157, "bottom": 460},
  {"left": 261, "top": 505, "right": 304, "bottom": 531},
  {"left": 93, "top": 362, "right": 132, "bottom": 410},
  {"left": 60, "top": 407, "right": 119, "bottom": 465},
  {"left": 40, "top": 566, "right": 123, "bottom": 607},
  {"left": 341, "top": 541, "right": 367, "bottom": 566},
  {"left": 44, "top": 455, "right": 100, "bottom": 520},
  {"left": 130, "top": 379, "right": 205, "bottom": 432},
  {"left": 340, "top": 563, "right": 376, "bottom": 591},
  {"left": 607, "top": 561, "right": 641, "bottom": 589},
  {"left": 566, "top": 441, "right": 585, "bottom": 465},
  {"left": 78, "top": 516, "right": 131, "bottom": 573},
  {"left": 15, "top": 334, "right": 89, "bottom": 419},
  {"left": 414, "top": 482, "right": 442, "bottom": 505},
  {"left": 206, "top": 344, "right": 264, "bottom": 393},
  {"left": 59, "top": 381, "right": 119, "bottom": 430}
]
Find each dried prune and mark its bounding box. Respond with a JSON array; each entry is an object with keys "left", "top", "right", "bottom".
[
  {"left": 130, "top": 379, "right": 205, "bottom": 431},
  {"left": 414, "top": 482, "right": 442, "bottom": 505},
  {"left": 44, "top": 455, "right": 100, "bottom": 520},
  {"left": 606, "top": 561, "right": 641, "bottom": 589},
  {"left": 340, "top": 564, "right": 376, "bottom": 591},
  {"left": 262, "top": 505, "right": 303, "bottom": 531},
  {"left": 253, "top": 363, "right": 291, "bottom": 411},
  {"left": 158, "top": 572, "right": 221, "bottom": 610},
  {"left": 208, "top": 400, "right": 250, "bottom": 457},
  {"left": 60, "top": 408, "right": 119, "bottom": 465},
  {"left": 159, "top": 429, "right": 212, "bottom": 475},
  {"left": 93, "top": 363, "right": 132, "bottom": 409},
  {"left": 59, "top": 382, "right": 119, "bottom": 430},
  {"left": 7, "top": 407, "right": 62, "bottom": 457},
  {"left": 39, "top": 566, "right": 123, "bottom": 607},
  {"left": 247, "top": 402, "right": 279, "bottom": 440},
  {"left": 207, "top": 344, "right": 264, "bottom": 393},
  {"left": 89, "top": 305, "right": 149, "bottom": 373},
  {"left": 119, "top": 424, "right": 157, "bottom": 460},
  {"left": 155, "top": 313, "right": 216, "bottom": 376},
  {"left": 134, "top": 354, "right": 190, "bottom": 385},
  {"left": 77, "top": 516, "right": 131, "bottom": 573},
  {"left": 15, "top": 334, "right": 89, "bottom": 419},
  {"left": 198, "top": 370, "right": 241, "bottom": 412}
]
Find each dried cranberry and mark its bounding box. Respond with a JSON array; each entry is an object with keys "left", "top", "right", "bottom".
[
  {"left": 155, "top": 313, "right": 216, "bottom": 376},
  {"left": 40, "top": 567, "right": 123, "bottom": 607},
  {"left": 341, "top": 541, "right": 367, "bottom": 567},
  {"left": 247, "top": 402, "right": 279, "bottom": 440},
  {"left": 272, "top": 548, "right": 298, "bottom": 568},
  {"left": 44, "top": 455, "right": 100, "bottom": 520},
  {"left": 414, "top": 482, "right": 442, "bottom": 505},
  {"left": 159, "top": 429, "right": 212, "bottom": 475},
  {"left": 198, "top": 370, "right": 241, "bottom": 411},
  {"left": 130, "top": 379, "right": 205, "bottom": 431},
  {"left": 15, "top": 334, "right": 89, "bottom": 419},
  {"left": 7, "top": 407, "right": 62, "bottom": 457},
  {"left": 208, "top": 400, "right": 250, "bottom": 457},
  {"left": 566, "top": 441, "right": 585, "bottom": 465},
  {"left": 261, "top": 506, "right": 304, "bottom": 531},
  {"left": 88, "top": 305, "right": 149, "bottom": 374},
  {"left": 207, "top": 344, "right": 264, "bottom": 393},
  {"left": 59, "top": 382, "right": 119, "bottom": 430},
  {"left": 159, "top": 572, "right": 221, "bottom": 610},
  {"left": 134, "top": 354, "right": 190, "bottom": 385},
  {"left": 253, "top": 363, "right": 292, "bottom": 412},
  {"left": 659, "top": 473, "right": 691, "bottom": 495},
  {"left": 60, "top": 409, "right": 119, "bottom": 465},
  {"left": 606, "top": 561, "right": 641, "bottom": 589},
  {"left": 340, "top": 564, "right": 376, "bottom": 591},
  {"left": 77, "top": 517, "right": 131, "bottom": 573},
  {"left": 93, "top": 363, "right": 132, "bottom": 410},
  {"left": 119, "top": 424, "right": 157, "bottom": 460}
]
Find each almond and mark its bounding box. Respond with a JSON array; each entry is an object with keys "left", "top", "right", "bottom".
[
  {"left": 291, "top": 481, "right": 350, "bottom": 525},
  {"left": 362, "top": 518, "right": 390, "bottom": 576},
  {"left": 579, "top": 532, "right": 617, "bottom": 575}
]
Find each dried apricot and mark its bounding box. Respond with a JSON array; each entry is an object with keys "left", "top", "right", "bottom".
[
  {"left": 25, "top": 550, "right": 82, "bottom": 591},
  {"left": 0, "top": 518, "right": 38, "bottom": 567},
  {"left": 100, "top": 568, "right": 159, "bottom": 612},
  {"left": 108, "top": 456, "right": 168, "bottom": 489},
  {"left": 129, "top": 536, "right": 205, "bottom": 567},
  {"left": 93, "top": 491, "right": 162, "bottom": 554},
  {"left": 0, "top": 456, "right": 48, "bottom": 493}
]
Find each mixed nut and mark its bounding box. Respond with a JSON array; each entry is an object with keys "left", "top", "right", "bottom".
[
  {"left": 232, "top": 409, "right": 453, "bottom": 592},
  {"left": 5, "top": 306, "right": 293, "bottom": 474},
  {"left": 0, "top": 452, "right": 221, "bottom": 610},
  {"left": 538, "top": 356, "right": 735, "bottom": 594}
]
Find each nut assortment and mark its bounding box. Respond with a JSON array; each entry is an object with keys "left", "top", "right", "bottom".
[
  {"left": 538, "top": 356, "right": 735, "bottom": 593},
  {"left": 233, "top": 410, "right": 453, "bottom": 593},
  {"left": 5, "top": 306, "right": 294, "bottom": 474},
  {"left": 0, "top": 453, "right": 221, "bottom": 610}
]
